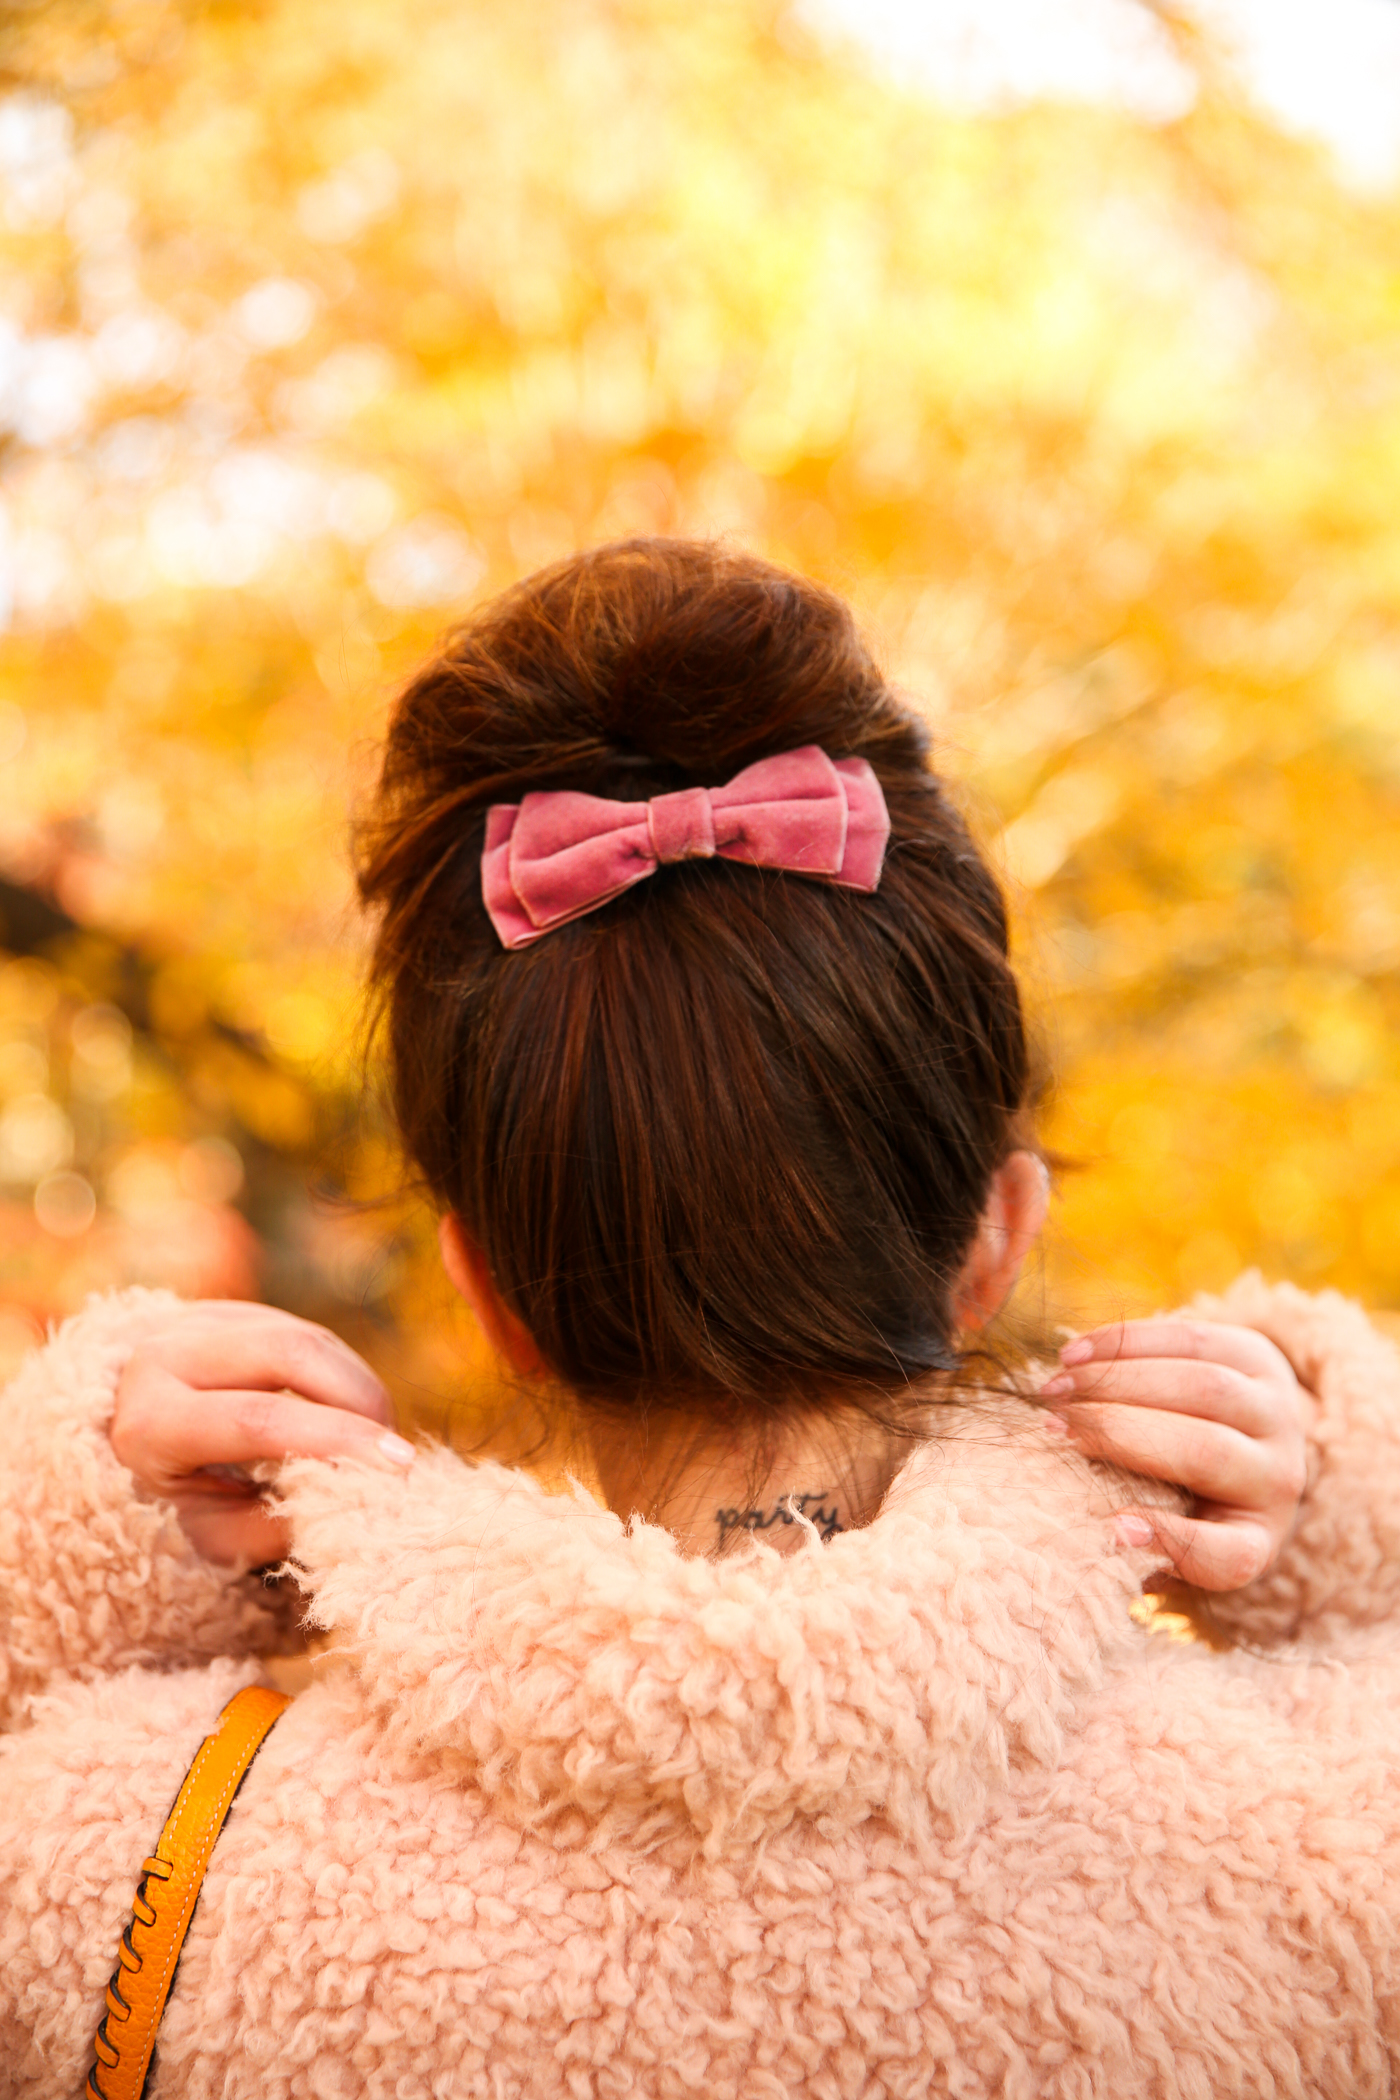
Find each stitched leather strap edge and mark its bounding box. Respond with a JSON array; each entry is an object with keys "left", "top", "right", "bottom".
[{"left": 85, "top": 1683, "right": 292, "bottom": 2100}]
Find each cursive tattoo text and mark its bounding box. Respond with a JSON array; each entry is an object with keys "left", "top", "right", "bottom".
[{"left": 715, "top": 1491, "right": 843, "bottom": 1547}]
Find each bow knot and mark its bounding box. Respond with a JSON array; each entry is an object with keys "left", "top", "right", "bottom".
[
  {"left": 481, "top": 745, "right": 889, "bottom": 950},
  {"left": 648, "top": 787, "right": 716, "bottom": 864}
]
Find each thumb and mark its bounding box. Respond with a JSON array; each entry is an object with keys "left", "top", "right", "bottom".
[{"left": 177, "top": 1495, "right": 291, "bottom": 1569}]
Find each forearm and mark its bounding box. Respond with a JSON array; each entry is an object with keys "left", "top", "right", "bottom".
[{"left": 0, "top": 1290, "right": 299, "bottom": 1729}]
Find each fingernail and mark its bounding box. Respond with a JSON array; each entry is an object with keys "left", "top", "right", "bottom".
[
  {"left": 1113, "top": 1514, "right": 1154, "bottom": 1549},
  {"left": 377, "top": 1433, "right": 416, "bottom": 1468},
  {"left": 1059, "top": 1339, "right": 1092, "bottom": 1366},
  {"left": 1041, "top": 1410, "right": 1069, "bottom": 1437},
  {"left": 1040, "top": 1372, "right": 1073, "bottom": 1396}
]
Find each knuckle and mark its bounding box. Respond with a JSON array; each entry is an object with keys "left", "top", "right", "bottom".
[
  {"left": 1063, "top": 1401, "right": 1111, "bottom": 1444},
  {"left": 1177, "top": 1361, "right": 1233, "bottom": 1410},
  {"left": 1175, "top": 1538, "right": 1219, "bottom": 1585},
  {"left": 125, "top": 1337, "right": 177, "bottom": 1382},
  {"left": 1187, "top": 1525, "right": 1269, "bottom": 1591},
  {"left": 1181, "top": 1422, "right": 1228, "bottom": 1477},
  {"left": 1273, "top": 1443, "right": 1309, "bottom": 1503},
  {"left": 278, "top": 1328, "right": 332, "bottom": 1389},
  {"left": 232, "top": 1390, "right": 282, "bottom": 1445},
  {"left": 114, "top": 1356, "right": 150, "bottom": 1405},
  {"left": 109, "top": 1402, "right": 158, "bottom": 1472},
  {"left": 111, "top": 1363, "right": 176, "bottom": 1448},
  {"left": 279, "top": 1327, "right": 314, "bottom": 1372},
  {"left": 1255, "top": 1334, "right": 1297, "bottom": 1380},
  {"left": 116, "top": 1387, "right": 162, "bottom": 1438},
  {"left": 1229, "top": 1532, "right": 1272, "bottom": 1586}
]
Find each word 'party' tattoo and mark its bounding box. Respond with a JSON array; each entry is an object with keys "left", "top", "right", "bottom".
[{"left": 715, "top": 1492, "right": 843, "bottom": 1546}]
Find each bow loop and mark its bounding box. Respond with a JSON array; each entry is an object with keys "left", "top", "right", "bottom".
[{"left": 481, "top": 745, "right": 889, "bottom": 950}]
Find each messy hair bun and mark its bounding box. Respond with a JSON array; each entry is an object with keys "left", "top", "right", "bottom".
[{"left": 357, "top": 538, "right": 1030, "bottom": 1421}]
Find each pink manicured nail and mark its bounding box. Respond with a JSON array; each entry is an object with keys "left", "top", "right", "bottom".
[
  {"left": 1113, "top": 1514, "right": 1153, "bottom": 1549},
  {"left": 1041, "top": 1411, "right": 1070, "bottom": 1437},
  {"left": 377, "top": 1433, "right": 416, "bottom": 1467},
  {"left": 1059, "top": 1338, "right": 1093, "bottom": 1366},
  {"left": 1040, "top": 1372, "right": 1073, "bottom": 1396}
]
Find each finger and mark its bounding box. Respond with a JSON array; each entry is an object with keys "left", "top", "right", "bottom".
[
  {"left": 1040, "top": 1356, "right": 1276, "bottom": 1436},
  {"left": 182, "top": 1302, "right": 374, "bottom": 1367},
  {"left": 176, "top": 1494, "right": 292, "bottom": 1570},
  {"left": 121, "top": 1371, "right": 415, "bottom": 1478},
  {"left": 1060, "top": 1319, "right": 1288, "bottom": 1382},
  {"left": 153, "top": 1318, "right": 392, "bottom": 1425},
  {"left": 178, "top": 1306, "right": 390, "bottom": 1406},
  {"left": 1051, "top": 1401, "right": 1278, "bottom": 1508},
  {"left": 1113, "top": 1506, "right": 1274, "bottom": 1592}
]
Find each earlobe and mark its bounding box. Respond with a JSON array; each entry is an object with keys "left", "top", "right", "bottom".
[
  {"left": 438, "top": 1214, "right": 548, "bottom": 1378},
  {"left": 438, "top": 1213, "right": 477, "bottom": 1304},
  {"left": 952, "top": 1150, "right": 1050, "bottom": 1333}
]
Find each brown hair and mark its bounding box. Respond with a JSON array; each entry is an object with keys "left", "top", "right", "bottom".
[{"left": 356, "top": 538, "right": 1031, "bottom": 1427}]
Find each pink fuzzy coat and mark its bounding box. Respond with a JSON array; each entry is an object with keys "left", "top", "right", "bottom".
[{"left": 4, "top": 1280, "right": 1400, "bottom": 2098}]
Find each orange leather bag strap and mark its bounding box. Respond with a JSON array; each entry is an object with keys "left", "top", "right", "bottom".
[{"left": 85, "top": 1683, "right": 292, "bottom": 2100}]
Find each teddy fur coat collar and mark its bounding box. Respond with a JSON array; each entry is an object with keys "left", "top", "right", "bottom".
[{"left": 280, "top": 1406, "right": 1153, "bottom": 1858}]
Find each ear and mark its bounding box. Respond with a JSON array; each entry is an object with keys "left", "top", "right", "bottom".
[
  {"left": 438, "top": 1214, "right": 548, "bottom": 1378},
  {"left": 952, "top": 1150, "right": 1050, "bottom": 1332}
]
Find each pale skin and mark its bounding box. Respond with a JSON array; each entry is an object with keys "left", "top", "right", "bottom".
[{"left": 109, "top": 1151, "right": 1312, "bottom": 1589}]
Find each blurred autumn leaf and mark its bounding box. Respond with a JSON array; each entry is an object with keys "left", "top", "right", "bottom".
[{"left": 0, "top": 0, "right": 1396, "bottom": 1420}]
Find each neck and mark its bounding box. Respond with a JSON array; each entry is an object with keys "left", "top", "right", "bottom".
[{"left": 585, "top": 1407, "right": 910, "bottom": 1557}]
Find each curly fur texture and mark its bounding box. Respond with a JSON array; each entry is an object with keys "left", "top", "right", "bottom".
[
  {"left": 0, "top": 1289, "right": 295, "bottom": 1731},
  {"left": 2, "top": 1282, "right": 1400, "bottom": 2098}
]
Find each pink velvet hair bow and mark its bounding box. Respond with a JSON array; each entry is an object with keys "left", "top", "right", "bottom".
[{"left": 481, "top": 744, "right": 890, "bottom": 950}]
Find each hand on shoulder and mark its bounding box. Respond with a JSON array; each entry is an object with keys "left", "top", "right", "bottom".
[
  {"left": 109, "top": 1299, "right": 414, "bottom": 1566},
  {"left": 1039, "top": 1317, "right": 1312, "bottom": 1593}
]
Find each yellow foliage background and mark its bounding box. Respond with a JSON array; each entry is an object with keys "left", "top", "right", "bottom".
[{"left": 1, "top": 0, "right": 1397, "bottom": 1419}]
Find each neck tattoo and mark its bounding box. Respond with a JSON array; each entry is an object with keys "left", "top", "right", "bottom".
[{"left": 715, "top": 1491, "right": 843, "bottom": 1547}]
